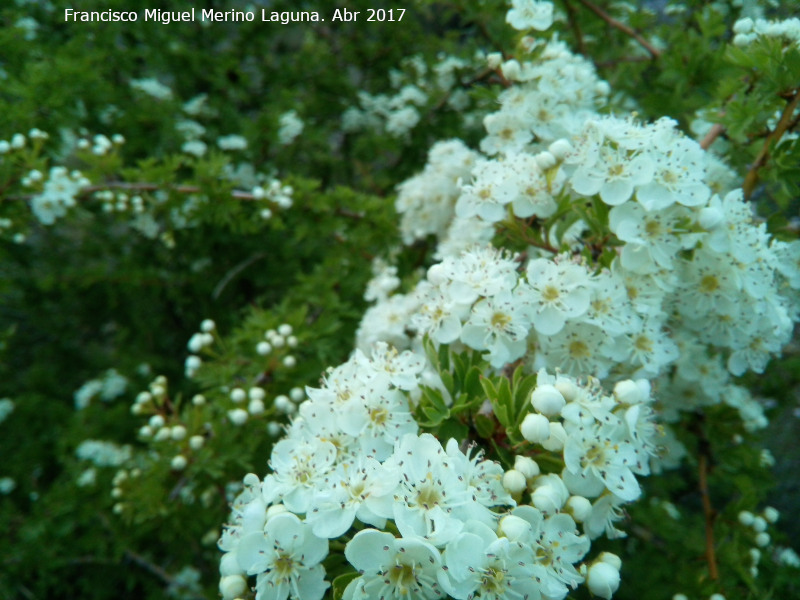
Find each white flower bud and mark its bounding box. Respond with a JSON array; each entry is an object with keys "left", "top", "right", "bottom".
[
  {"left": 219, "top": 552, "right": 244, "bottom": 577},
  {"left": 111, "top": 487, "right": 123, "bottom": 499},
  {"left": 486, "top": 52, "right": 503, "bottom": 69},
  {"left": 171, "top": 425, "right": 187, "bottom": 441},
  {"left": 289, "top": 387, "right": 305, "bottom": 402},
  {"left": 139, "top": 425, "right": 153, "bottom": 438},
  {"left": 283, "top": 355, "right": 296, "bottom": 368},
  {"left": 200, "top": 319, "right": 216, "bottom": 332},
  {"left": 535, "top": 151, "right": 557, "bottom": 170},
  {"left": 547, "top": 139, "right": 573, "bottom": 160},
  {"left": 11, "top": 133, "right": 25, "bottom": 149},
  {"left": 267, "top": 421, "right": 282, "bottom": 437},
  {"left": 230, "top": 388, "right": 246, "bottom": 403},
  {"left": 501, "top": 59, "right": 521, "bottom": 80},
  {"left": 532, "top": 485, "right": 564, "bottom": 514},
  {"left": 541, "top": 422, "right": 567, "bottom": 452},
  {"left": 136, "top": 391, "right": 152, "bottom": 405},
  {"left": 187, "top": 333, "right": 204, "bottom": 353},
  {"left": 502, "top": 469, "right": 527, "bottom": 495},
  {"left": 755, "top": 532, "right": 770, "bottom": 547},
  {"left": 185, "top": 355, "right": 201, "bottom": 372},
  {"left": 278, "top": 323, "right": 292, "bottom": 336},
  {"left": 749, "top": 548, "right": 761, "bottom": 562},
  {"left": 738, "top": 510, "right": 755, "bottom": 526},
  {"left": 171, "top": 455, "right": 187, "bottom": 471},
  {"left": 613, "top": 379, "right": 643, "bottom": 404},
  {"left": 274, "top": 395, "right": 292, "bottom": 413},
  {"left": 497, "top": 515, "right": 531, "bottom": 541},
  {"left": 513, "top": 455, "right": 540, "bottom": 480},
  {"left": 287, "top": 335, "right": 298, "bottom": 348},
  {"left": 530, "top": 384, "right": 565, "bottom": 416},
  {"left": 271, "top": 335, "right": 285, "bottom": 348},
  {"left": 228, "top": 408, "right": 248, "bottom": 425},
  {"left": 219, "top": 575, "right": 247, "bottom": 600},
  {"left": 149, "top": 414, "right": 165, "bottom": 429},
  {"left": 595, "top": 80, "right": 611, "bottom": 96},
  {"left": 587, "top": 561, "right": 620, "bottom": 599},
  {"left": 566, "top": 495, "right": 592, "bottom": 522},
  {"left": 520, "top": 413, "right": 551, "bottom": 443},
  {"left": 598, "top": 552, "right": 622, "bottom": 570},
  {"left": 153, "top": 427, "right": 170, "bottom": 442},
  {"left": 189, "top": 435, "right": 205, "bottom": 450},
  {"left": 249, "top": 387, "right": 265, "bottom": 401},
  {"left": 266, "top": 503, "right": 288, "bottom": 520},
  {"left": 192, "top": 394, "right": 206, "bottom": 406},
  {"left": 257, "top": 341, "right": 272, "bottom": 355},
  {"left": 763, "top": 506, "right": 779, "bottom": 523},
  {"left": 427, "top": 263, "right": 446, "bottom": 285},
  {"left": 200, "top": 333, "right": 214, "bottom": 346},
  {"left": 554, "top": 379, "right": 578, "bottom": 402},
  {"left": 673, "top": 595, "right": 689, "bottom": 600},
  {"left": 709, "top": 594, "right": 726, "bottom": 600},
  {"left": 752, "top": 516, "right": 767, "bottom": 532},
  {"left": 248, "top": 399, "right": 265, "bottom": 415}
]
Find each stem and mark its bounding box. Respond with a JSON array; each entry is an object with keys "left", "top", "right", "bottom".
[
  {"left": 742, "top": 87, "right": 800, "bottom": 199},
  {"left": 562, "top": 0, "right": 587, "bottom": 55},
  {"left": 7, "top": 181, "right": 261, "bottom": 202},
  {"left": 700, "top": 123, "right": 725, "bottom": 150},
  {"left": 574, "top": 0, "right": 662, "bottom": 59},
  {"left": 698, "top": 453, "right": 719, "bottom": 580}
]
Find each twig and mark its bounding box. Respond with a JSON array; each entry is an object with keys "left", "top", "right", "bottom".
[
  {"left": 562, "top": 0, "right": 587, "bottom": 55},
  {"left": 213, "top": 252, "right": 267, "bottom": 299},
  {"left": 742, "top": 88, "right": 800, "bottom": 199},
  {"left": 574, "top": 0, "right": 662, "bottom": 59},
  {"left": 698, "top": 454, "right": 719, "bottom": 580},
  {"left": 123, "top": 550, "right": 174, "bottom": 586},
  {"left": 700, "top": 123, "right": 725, "bottom": 150}
]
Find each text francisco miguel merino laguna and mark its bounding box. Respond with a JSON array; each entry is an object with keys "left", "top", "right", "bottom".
[{"left": 63, "top": 8, "right": 369, "bottom": 24}]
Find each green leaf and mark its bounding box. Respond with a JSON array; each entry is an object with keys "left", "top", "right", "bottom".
[
  {"left": 332, "top": 572, "right": 360, "bottom": 600},
  {"left": 474, "top": 413, "right": 496, "bottom": 439}
]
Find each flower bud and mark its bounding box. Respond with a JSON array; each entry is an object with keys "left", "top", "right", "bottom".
[
  {"left": 598, "top": 552, "right": 622, "bottom": 570},
  {"left": 278, "top": 323, "right": 293, "bottom": 336},
  {"left": 752, "top": 516, "right": 767, "bottom": 532},
  {"left": 535, "top": 151, "right": 557, "bottom": 170},
  {"left": 514, "top": 455, "right": 540, "bottom": 480},
  {"left": 531, "top": 384, "right": 565, "bottom": 416},
  {"left": 219, "top": 552, "right": 244, "bottom": 577},
  {"left": 257, "top": 341, "right": 272, "bottom": 355},
  {"left": 230, "top": 388, "right": 246, "bottom": 403},
  {"left": 501, "top": 59, "right": 521, "bottom": 80},
  {"left": 219, "top": 575, "right": 247, "bottom": 600},
  {"left": 587, "top": 561, "right": 620, "bottom": 599},
  {"left": 200, "top": 319, "right": 216, "bottom": 332},
  {"left": 171, "top": 455, "right": 187, "bottom": 471},
  {"left": 541, "top": 422, "right": 567, "bottom": 452},
  {"left": 248, "top": 399, "right": 265, "bottom": 415},
  {"left": 548, "top": 139, "right": 573, "bottom": 160},
  {"left": 532, "top": 485, "right": 563, "bottom": 514},
  {"left": 763, "top": 506, "right": 779, "bottom": 523},
  {"left": 503, "top": 469, "right": 527, "bottom": 495},
  {"left": 755, "top": 532, "right": 770, "bottom": 547},
  {"left": 613, "top": 380, "right": 643, "bottom": 404},
  {"left": 738, "top": 510, "right": 755, "bottom": 526},
  {"left": 497, "top": 515, "right": 531, "bottom": 541},
  {"left": 189, "top": 435, "right": 205, "bottom": 450},
  {"left": 249, "top": 387, "right": 265, "bottom": 401},
  {"left": 520, "top": 413, "right": 551, "bottom": 443},
  {"left": 228, "top": 408, "right": 248, "bottom": 426},
  {"left": 566, "top": 495, "right": 592, "bottom": 522},
  {"left": 171, "top": 425, "right": 187, "bottom": 441},
  {"left": 486, "top": 52, "right": 503, "bottom": 69},
  {"left": 266, "top": 503, "right": 288, "bottom": 521},
  {"left": 149, "top": 414, "right": 165, "bottom": 429}
]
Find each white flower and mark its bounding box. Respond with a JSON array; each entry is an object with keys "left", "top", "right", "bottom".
[
  {"left": 586, "top": 560, "right": 621, "bottom": 599},
  {"left": 236, "top": 513, "right": 329, "bottom": 600},
  {"left": 525, "top": 257, "right": 592, "bottom": 336},
  {"left": 278, "top": 110, "right": 304, "bottom": 145},
  {"left": 460, "top": 290, "right": 531, "bottom": 368},
  {"left": 506, "top": 0, "right": 554, "bottom": 31},
  {"left": 344, "top": 530, "right": 444, "bottom": 600}
]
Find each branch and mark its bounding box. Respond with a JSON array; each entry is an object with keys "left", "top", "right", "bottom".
[
  {"left": 698, "top": 454, "right": 719, "bottom": 580},
  {"left": 562, "top": 0, "right": 587, "bottom": 55},
  {"left": 743, "top": 88, "right": 800, "bottom": 199},
  {"left": 700, "top": 123, "right": 726, "bottom": 150},
  {"left": 574, "top": 0, "right": 662, "bottom": 59}
]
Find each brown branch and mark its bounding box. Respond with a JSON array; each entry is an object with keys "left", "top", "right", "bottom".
[
  {"left": 574, "top": 0, "right": 662, "bottom": 59},
  {"left": 698, "top": 454, "right": 720, "bottom": 581},
  {"left": 562, "top": 0, "right": 587, "bottom": 55},
  {"left": 743, "top": 88, "right": 800, "bottom": 198},
  {"left": 700, "top": 123, "right": 726, "bottom": 150}
]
